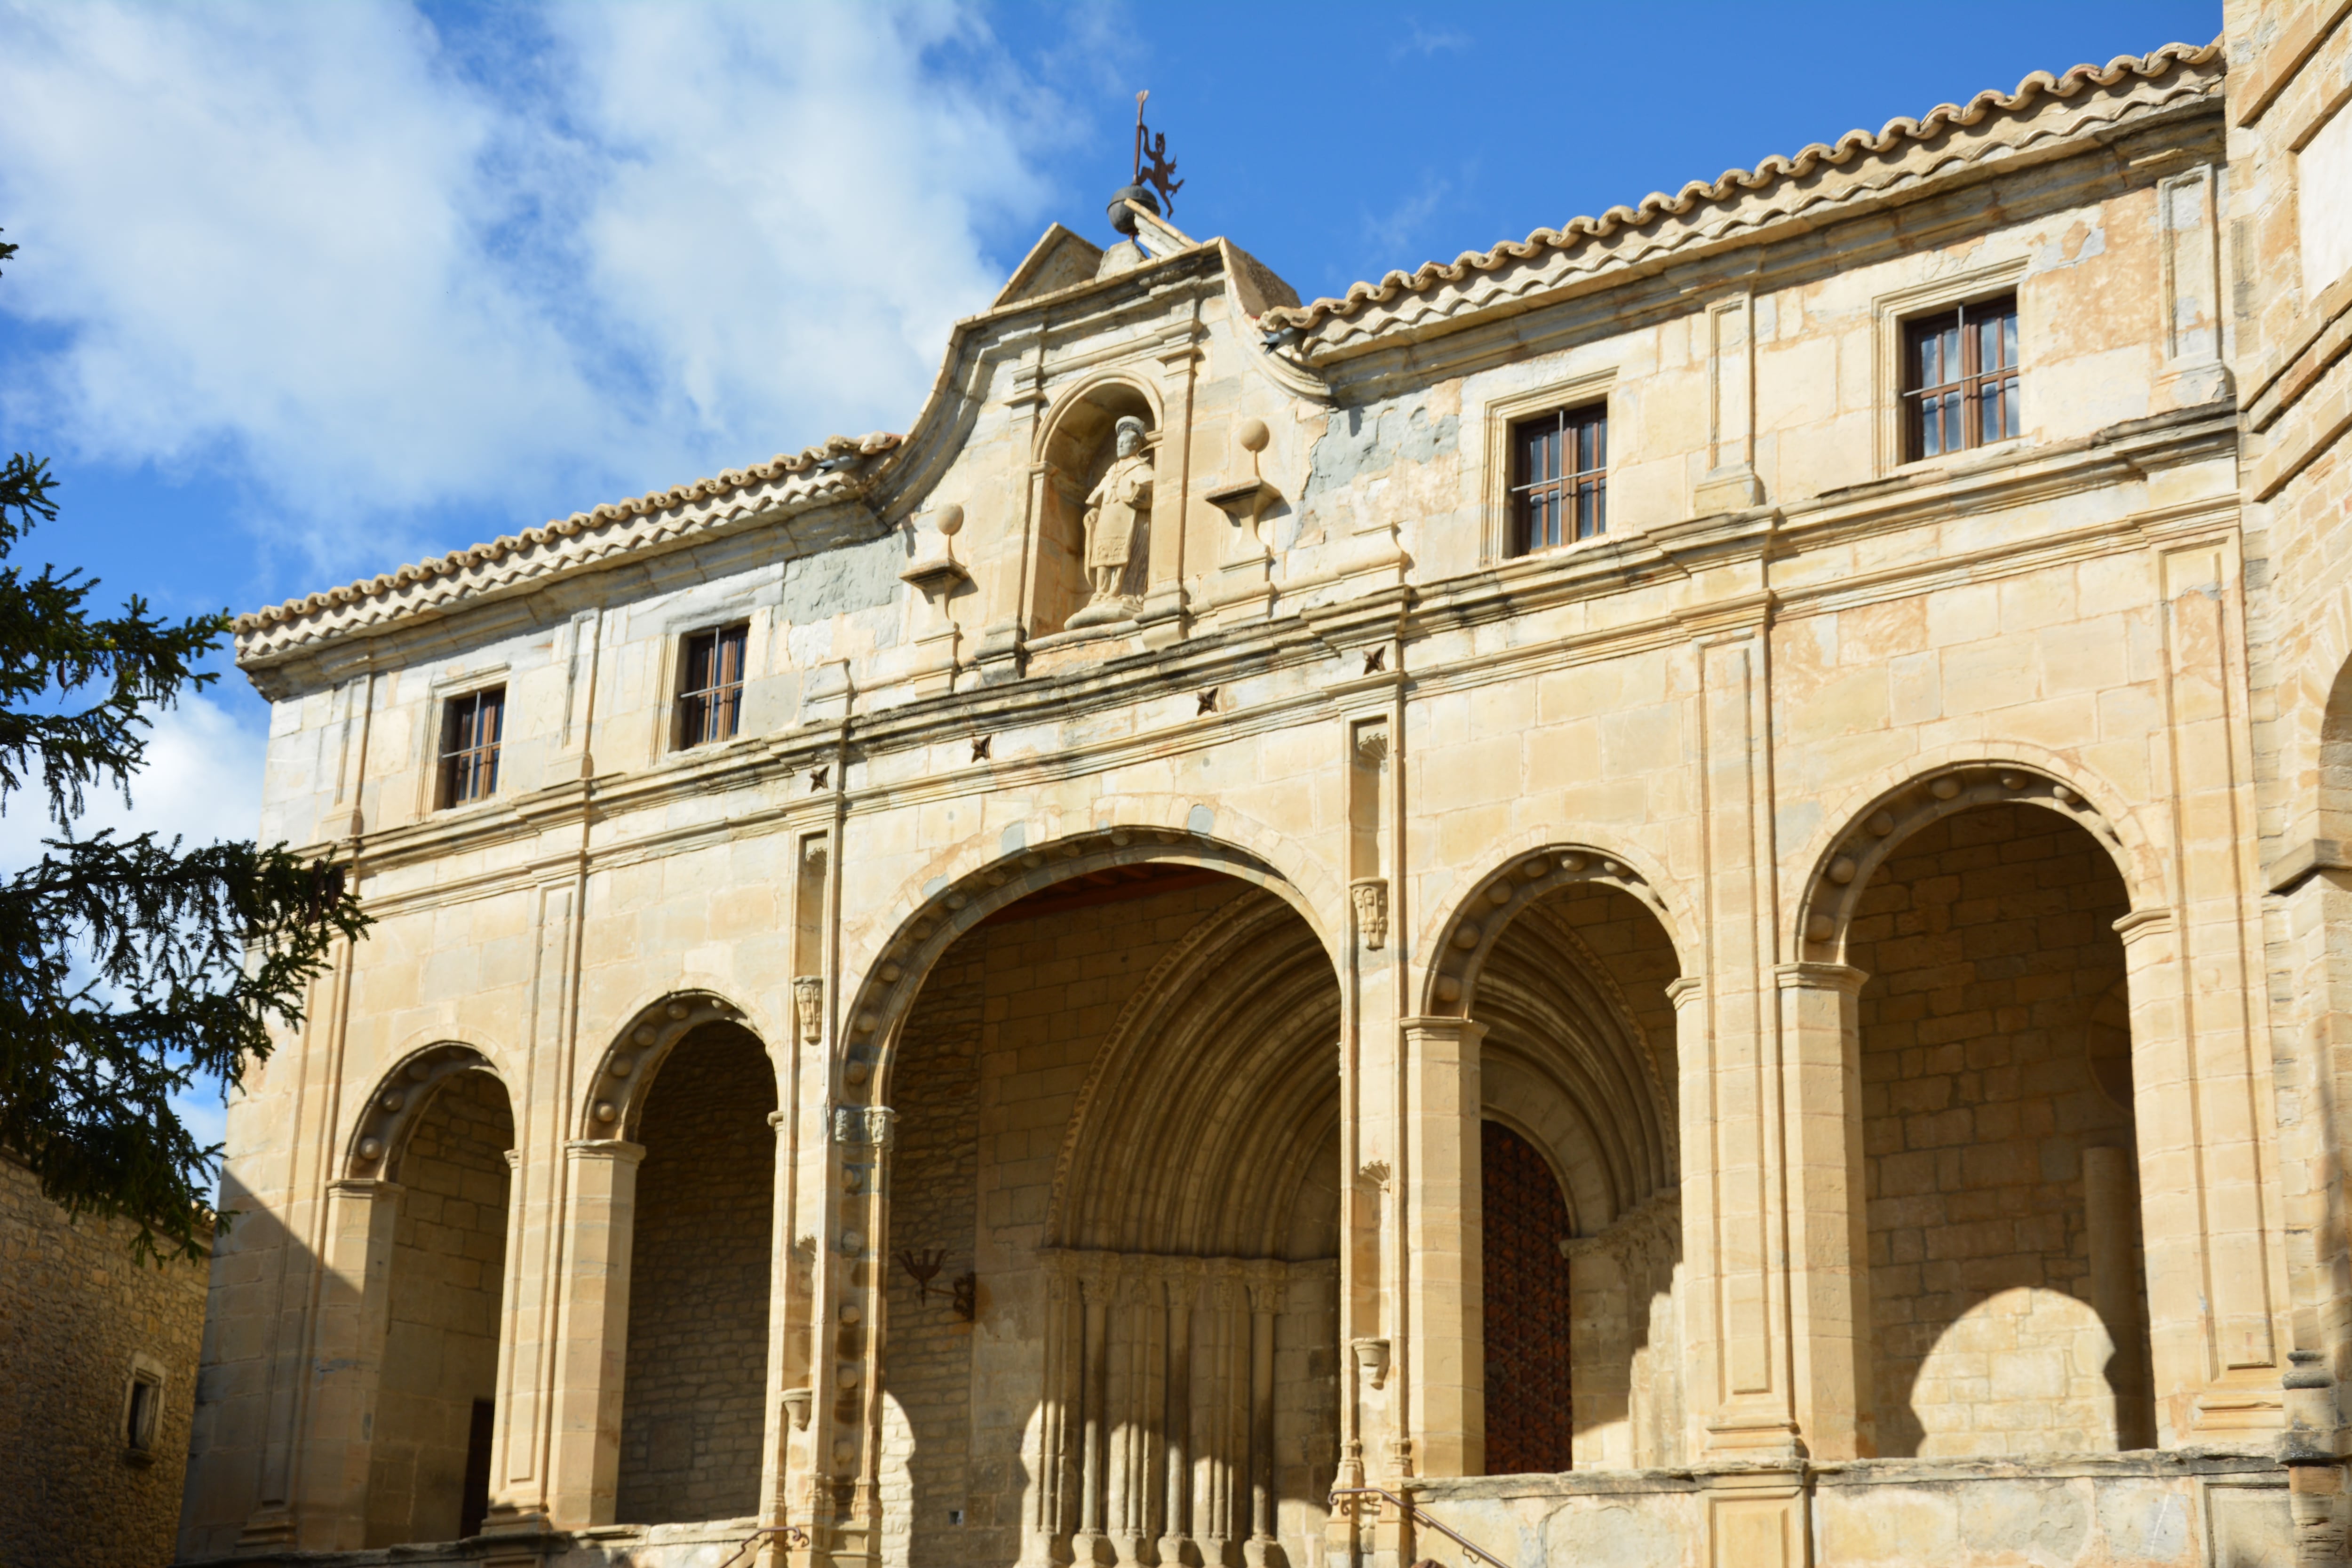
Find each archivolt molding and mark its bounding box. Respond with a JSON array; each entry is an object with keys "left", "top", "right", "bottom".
[
  {"left": 1795, "top": 761, "right": 2138, "bottom": 964},
  {"left": 1418, "top": 841, "right": 1684, "bottom": 1018},
  {"left": 343, "top": 1043, "right": 507, "bottom": 1181},
  {"left": 1038, "top": 895, "right": 1294, "bottom": 1237},
  {"left": 1478, "top": 901, "right": 1678, "bottom": 1202},
  {"left": 577, "top": 989, "right": 761, "bottom": 1141}
]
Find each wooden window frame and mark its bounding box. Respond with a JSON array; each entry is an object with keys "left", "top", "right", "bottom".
[
  {"left": 1480, "top": 367, "right": 1616, "bottom": 564},
  {"left": 437, "top": 686, "right": 505, "bottom": 809},
  {"left": 1900, "top": 293, "right": 2020, "bottom": 461},
  {"left": 1871, "top": 258, "right": 2027, "bottom": 474},
  {"left": 1509, "top": 403, "right": 1609, "bottom": 556},
  {"left": 675, "top": 623, "right": 749, "bottom": 750}
]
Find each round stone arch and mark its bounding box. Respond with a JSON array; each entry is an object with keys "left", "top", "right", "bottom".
[
  {"left": 1414, "top": 837, "right": 1692, "bottom": 1019},
  {"left": 1031, "top": 368, "right": 1166, "bottom": 470},
  {"left": 834, "top": 792, "right": 1341, "bottom": 1023},
  {"left": 343, "top": 1043, "right": 509, "bottom": 1180},
  {"left": 576, "top": 988, "right": 764, "bottom": 1141},
  {"left": 1790, "top": 756, "right": 2150, "bottom": 965},
  {"left": 841, "top": 824, "right": 1329, "bottom": 1112}
]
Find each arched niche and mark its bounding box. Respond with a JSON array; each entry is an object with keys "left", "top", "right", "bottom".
[{"left": 1033, "top": 376, "right": 1160, "bottom": 636}]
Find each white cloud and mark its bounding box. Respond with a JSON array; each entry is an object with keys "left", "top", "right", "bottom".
[
  {"left": 0, "top": 692, "right": 267, "bottom": 872},
  {"left": 0, "top": 0, "right": 1060, "bottom": 576}
]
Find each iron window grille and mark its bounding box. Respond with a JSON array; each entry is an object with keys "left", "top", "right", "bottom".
[
  {"left": 1903, "top": 294, "right": 2020, "bottom": 460},
  {"left": 1510, "top": 404, "right": 1607, "bottom": 555},
  {"left": 438, "top": 687, "right": 504, "bottom": 808},
  {"left": 678, "top": 624, "right": 748, "bottom": 748}
]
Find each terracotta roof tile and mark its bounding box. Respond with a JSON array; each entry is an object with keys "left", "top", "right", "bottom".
[{"left": 1258, "top": 41, "right": 2224, "bottom": 340}]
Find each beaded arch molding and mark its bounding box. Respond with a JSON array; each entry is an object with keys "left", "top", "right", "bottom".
[
  {"left": 578, "top": 989, "right": 760, "bottom": 1141},
  {"left": 1796, "top": 762, "right": 2132, "bottom": 963},
  {"left": 1421, "top": 843, "right": 1684, "bottom": 1019},
  {"left": 343, "top": 1043, "right": 504, "bottom": 1181},
  {"left": 843, "top": 828, "right": 1311, "bottom": 1110}
]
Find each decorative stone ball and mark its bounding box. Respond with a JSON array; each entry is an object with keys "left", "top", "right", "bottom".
[
  {"left": 380, "top": 1090, "right": 404, "bottom": 1112},
  {"left": 594, "top": 1101, "right": 617, "bottom": 1123},
  {"left": 935, "top": 503, "right": 964, "bottom": 538},
  {"left": 1238, "top": 417, "right": 1270, "bottom": 454},
  {"left": 358, "top": 1138, "right": 384, "bottom": 1162}
]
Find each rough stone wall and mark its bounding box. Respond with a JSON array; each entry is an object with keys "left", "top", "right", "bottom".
[
  {"left": 0, "top": 1154, "right": 207, "bottom": 1568},
  {"left": 618, "top": 1024, "right": 777, "bottom": 1523},
  {"left": 1850, "top": 804, "right": 2149, "bottom": 1457},
  {"left": 367, "top": 1070, "right": 513, "bottom": 1546},
  {"left": 880, "top": 951, "right": 984, "bottom": 1568}
]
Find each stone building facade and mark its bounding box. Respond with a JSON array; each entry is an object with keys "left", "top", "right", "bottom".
[
  {"left": 172, "top": 8, "right": 2352, "bottom": 1565},
  {"left": 1, "top": 1154, "right": 209, "bottom": 1568}
]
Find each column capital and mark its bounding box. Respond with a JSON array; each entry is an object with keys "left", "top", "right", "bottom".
[
  {"left": 2112, "top": 907, "right": 2175, "bottom": 947},
  {"left": 1772, "top": 961, "right": 1867, "bottom": 995},
  {"left": 324, "top": 1176, "right": 401, "bottom": 1200},
  {"left": 1398, "top": 1014, "right": 1490, "bottom": 1046},
  {"left": 1665, "top": 975, "right": 1705, "bottom": 1009},
  {"left": 563, "top": 1138, "right": 646, "bottom": 1165}
]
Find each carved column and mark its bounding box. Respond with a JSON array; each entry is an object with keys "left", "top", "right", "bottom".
[
  {"left": 1398, "top": 1016, "right": 1486, "bottom": 1478},
  {"left": 1193, "top": 1270, "right": 1241, "bottom": 1564},
  {"left": 1074, "top": 1258, "right": 1112, "bottom": 1563},
  {"left": 543, "top": 1139, "right": 643, "bottom": 1528},
  {"left": 1773, "top": 961, "right": 1872, "bottom": 1460},
  {"left": 1157, "top": 1265, "right": 1196, "bottom": 1565},
  {"left": 1242, "top": 1270, "right": 1281, "bottom": 1568},
  {"left": 1019, "top": 1253, "right": 1079, "bottom": 1568},
  {"left": 831, "top": 1105, "right": 895, "bottom": 1568}
]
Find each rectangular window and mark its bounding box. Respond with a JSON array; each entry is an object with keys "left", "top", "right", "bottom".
[
  {"left": 1903, "top": 294, "right": 2019, "bottom": 460},
  {"left": 438, "top": 687, "right": 504, "bottom": 808},
  {"left": 1510, "top": 404, "right": 1607, "bottom": 555},
  {"left": 125, "top": 1372, "right": 161, "bottom": 1454},
  {"left": 677, "top": 624, "right": 748, "bottom": 749}
]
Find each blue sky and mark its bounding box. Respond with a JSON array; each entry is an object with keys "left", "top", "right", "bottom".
[{"left": 0, "top": 1, "right": 2217, "bottom": 1145}]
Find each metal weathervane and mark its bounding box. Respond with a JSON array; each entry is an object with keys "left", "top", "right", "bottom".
[{"left": 1132, "top": 90, "right": 1184, "bottom": 216}]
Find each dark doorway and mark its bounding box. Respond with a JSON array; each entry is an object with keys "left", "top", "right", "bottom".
[
  {"left": 1482, "top": 1119, "right": 1574, "bottom": 1474},
  {"left": 459, "top": 1399, "right": 494, "bottom": 1538}
]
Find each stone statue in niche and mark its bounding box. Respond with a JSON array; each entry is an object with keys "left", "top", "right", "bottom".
[{"left": 1075, "top": 415, "right": 1152, "bottom": 622}]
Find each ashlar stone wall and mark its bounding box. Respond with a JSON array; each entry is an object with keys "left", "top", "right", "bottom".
[
  {"left": 879, "top": 948, "right": 983, "bottom": 1568},
  {"left": 0, "top": 1154, "right": 207, "bottom": 1568},
  {"left": 367, "top": 1069, "right": 514, "bottom": 1546},
  {"left": 618, "top": 1023, "right": 777, "bottom": 1524},
  {"left": 1851, "top": 803, "right": 2150, "bottom": 1458}
]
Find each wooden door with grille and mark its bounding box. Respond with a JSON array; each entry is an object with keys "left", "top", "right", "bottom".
[{"left": 1481, "top": 1119, "right": 1574, "bottom": 1473}]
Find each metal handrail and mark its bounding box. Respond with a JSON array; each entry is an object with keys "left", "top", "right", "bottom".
[
  {"left": 712, "top": 1522, "right": 812, "bottom": 1568},
  {"left": 1329, "top": 1486, "right": 1520, "bottom": 1568}
]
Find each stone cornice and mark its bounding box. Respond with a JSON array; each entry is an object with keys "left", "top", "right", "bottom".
[{"left": 319, "top": 411, "right": 2236, "bottom": 898}]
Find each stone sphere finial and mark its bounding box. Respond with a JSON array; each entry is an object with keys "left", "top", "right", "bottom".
[
  {"left": 935, "top": 502, "right": 964, "bottom": 538},
  {"left": 1238, "top": 418, "right": 1270, "bottom": 454}
]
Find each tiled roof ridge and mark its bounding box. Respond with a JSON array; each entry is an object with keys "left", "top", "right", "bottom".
[
  {"left": 1258, "top": 40, "right": 2225, "bottom": 338},
  {"left": 233, "top": 430, "right": 904, "bottom": 637}
]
